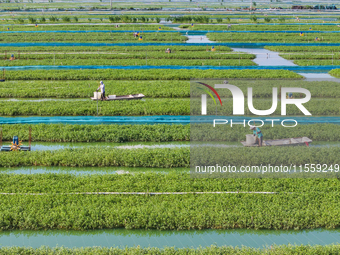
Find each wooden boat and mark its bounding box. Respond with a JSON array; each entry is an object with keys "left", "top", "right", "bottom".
[
  {"left": 91, "top": 93, "right": 145, "bottom": 101},
  {"left": 241, "top": 137, "right": 312, "bottom": 147}
]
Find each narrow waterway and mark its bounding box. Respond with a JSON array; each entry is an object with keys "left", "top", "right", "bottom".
[
  {"left": 231, "top": 48, "right": 297, "bottom": 66},
  {"left": 0, "top": 228, "right": 339, "bottom": 249},
  {"left": 0, "top": 166, "right": 187, "bottom": 175},
  {"left": 185, "top": 35, "right": 214, "bottom": 43}
]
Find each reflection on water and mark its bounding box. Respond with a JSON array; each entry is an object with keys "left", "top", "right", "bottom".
[{"left": 0, "top": 228, "right": 339, "bottom": 248}]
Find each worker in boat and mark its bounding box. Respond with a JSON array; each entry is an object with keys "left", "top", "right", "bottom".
[
  {"left": 9, "top": 54, "right": 15, "bottom": 61},
  {"left": 96, "top": 81, "right": 106, "bottom": 101},
  {"left": 250, "top": 126, "right": 263, "bottom": 147}
]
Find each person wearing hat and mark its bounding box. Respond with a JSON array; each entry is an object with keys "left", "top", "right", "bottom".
[
  {"left": 96, "top": 81, "right": 106, "bottom": 101},
  {"left": 250, "top": 126, "right": 263, "bottom": 147}
]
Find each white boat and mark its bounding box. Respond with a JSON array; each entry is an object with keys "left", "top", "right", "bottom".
[
  {"left": 91, "top": 92, "right": 145, "bottom": 101},
  {"left": 241, "top": 137, "right": 312, "bottom": 147}
]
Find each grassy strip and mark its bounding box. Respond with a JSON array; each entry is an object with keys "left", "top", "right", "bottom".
[
  {"left": 0, "top": 147, "right": 190, "bottom": 167},
  {"left": 1, "top": 123, "right": 338, "bottom": 143},
  {"left": 0, "top": 98, "right": 338, "bottom": 116},
  {"left": 0, "top": 32, "right": 186, "bottom": 43},
  {"left": 329, "top": 69, "right": 340, "bottom": 77},
  {"left": 3, "top": 69, "right": 303, "bottom": 81},
  {"left": 0, "top": 80, "right": 338, "bottom": 99},
  {"left": 191, "top": 123, "right": 340, "bottom": 142},
  {"left": 193, "top": 24, "right": 340, "bottom": 31},
  {"left": 207, "top": 32, "right": 340, "bottom": 43},
  {"left": 0, "top": 45, "right": 232, "bottom": 52},
  {"left": 0, "top": 98, "right": 189, "bottom": 116},
  {"left": 0, "top": 124, "right": 190, "bottom": 142},
  {"left": 192, "top": 146, "right": 340, "bottom": 166},
  {"left": 0, "top": 80, "right": 190, "bottom": 98},
  {"left": 194, "top": 99, "right": 340, "bottom": 116},
  {"left": 294, "top": 60, "right": 340, "bottom": 66},
  {"left": 5, "top": 52, "right": 253, "bottom": 60},
  {"left": 0, "top": 147, "right": 338, "bottom": 167},
  {"left": 266, "top": 46, "right": 340, "bottom": 52},
  {"left": 0, "top": 59, "right": 256, "bottom": 67},
  {"left": 2, "top": 25, "right": 173, "bottom": 31},
  {"left": 277, "top": 53, "right": 340, "bottom": 60},
  {"left": 2, "top": 173, "right": 340, "bottom": 193},
  {"left": 0, "top": 192, "right": 339, "bottom": 230},
  {"left": 0, "top": 246, "right": 339, "bottom": 254}
]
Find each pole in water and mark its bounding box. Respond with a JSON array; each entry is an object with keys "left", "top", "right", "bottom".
[{"left": 29, "top": 127, "right": 31, "bottom": 150}]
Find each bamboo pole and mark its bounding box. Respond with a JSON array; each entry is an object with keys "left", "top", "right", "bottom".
[{"left": 29, "top": 127, "right": 32, "bottom": 151}]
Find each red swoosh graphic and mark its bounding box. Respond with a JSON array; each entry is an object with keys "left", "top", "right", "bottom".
[{"left": 197, "top": 82, "right": 223, "bottom": 106}]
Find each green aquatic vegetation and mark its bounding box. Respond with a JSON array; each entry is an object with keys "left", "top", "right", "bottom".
[
  {"left": 1, "top": 245, "right": 340, "bottom": 255},
  {"left": 0, "top": 98, "right": 189, "bottom": 116},
  {"left": 0, "top": 123, "right": 338, "bottom": 143},
  {"left": 207, "top": 32, "right": 340, "bottom": 43},
  {"left": 0, "top": 192, "right": 339, "bottom": 230},
  {"left": 0, "top": 98, "right": 337, "bottom": 116},
  {"left": 0, "top": 32, "right": 186, "bottom": 43},
  {"left": 0, "top": 80, "right": 190, "bottom": 98},
  {"left": 0, "top": 59, "right": 255, "bottom": 67},
  {"left": 329, "top": 69, "right": 340, "bottom": 77},
  {"left": 5, "top": 51, "right": 253, "bottom": 60},
  {"left": 191, "top": 123, "right": 340, "bottom": 142},
  {"left": 0, "top": 147, "right": 190, "bottom": 167},
  {"left": 0, "top": 80, "right": 338, "bottom": 99},
  {"left": 0, "top": 147, "right": 338, "bottom": 167},
  {"left": 190, "top": 146, "right": 340, "bottom": 166},
  {"left": 4, "top": 69, "right": 303, "bottom": 81},
  {"left": 0, "top": 124, "right": 190, "bottom": 142},
  {"left": 2, "top": 173, "right": 340, "bottom": 193},
  {"left": 0, "top": 45, "right": 232, "bottom": 53},
  {"left": 294, "top": 60, "right": 340, "bottom": 65},
  {"left": 1, "top": 24, "right": 172, "bottom": 31},
  {"left": 265, "top": 45, "right": 340, "bottom": 52},
  {"left": 191, "top": 24, "right": 340, "bottom": 31}
]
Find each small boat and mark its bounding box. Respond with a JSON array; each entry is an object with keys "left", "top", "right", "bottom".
[
  {"left": 241, "top": 137, "right": 312, "bottom": 147},
  {"left": 91, "top": 92, "right": 145, "bottom": 101},
  {"left": 0, "top": 146, "right": 31, "bottom": 151}
]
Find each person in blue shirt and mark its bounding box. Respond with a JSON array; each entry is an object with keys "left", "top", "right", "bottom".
[{"left": 250, "top": 126, "right": 263, "bottom": 147}]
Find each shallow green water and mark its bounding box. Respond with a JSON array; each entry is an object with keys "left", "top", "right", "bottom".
[{"left": 0, "top": 228, "right": 339, "bottom": 249}]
